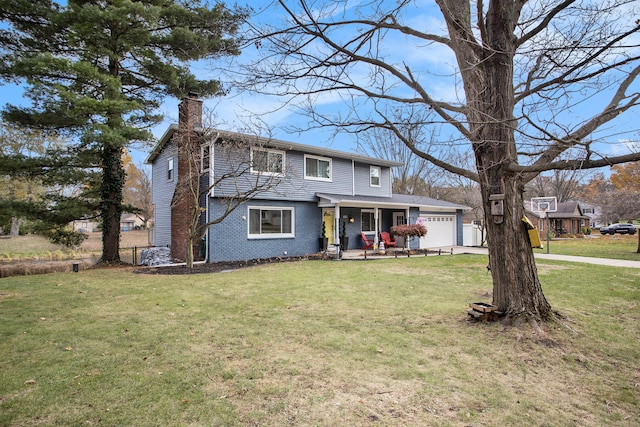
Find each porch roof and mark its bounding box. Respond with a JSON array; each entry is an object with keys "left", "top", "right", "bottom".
[{"left": 316, "top": 193, "right": 471, "bottom": 211}]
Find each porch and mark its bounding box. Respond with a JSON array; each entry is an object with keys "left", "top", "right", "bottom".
[
  {"left": 316, "top": 192, "right": 469, "bottom": 252},
  {"left": 330, "top": 245, "right": 486, "bottom": 260}
]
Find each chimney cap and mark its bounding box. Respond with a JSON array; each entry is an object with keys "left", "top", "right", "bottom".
[{"left": 187, "top": 91, "right": 200, "bottom": 98}]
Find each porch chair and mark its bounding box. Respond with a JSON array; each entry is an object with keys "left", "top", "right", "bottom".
[
  {"left": 380, "top": 231, "right": 397, "bottom": 248},
  {"left": 360, "top": 232, "right": 374, "bottom": 250}
]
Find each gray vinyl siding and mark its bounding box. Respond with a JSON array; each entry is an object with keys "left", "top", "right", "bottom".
[
  {"left": 207, "top": 199, "right": 321, "bottom": 262},
  {"left": 353, "top": 162, "right": 392, "bottom": 197},
  {"left": 151, "top": 138, "right": 178, "bottom": 248},
  {"left": 213, "top": 147, "right": 391, "bottom": 201}
]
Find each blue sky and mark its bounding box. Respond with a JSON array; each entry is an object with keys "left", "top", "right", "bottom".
[{"left": 2, "top": 0, "right": 639, "bottom": 171}]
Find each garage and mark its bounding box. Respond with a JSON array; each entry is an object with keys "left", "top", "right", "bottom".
[{"left": 418, "top": 214, "right": 456, "bottom": 248}]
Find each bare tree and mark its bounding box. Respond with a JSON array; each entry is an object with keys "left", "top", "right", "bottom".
[
  {"left": 356, "top": 114, "right": 451, "bottom": 197},
  {"left": 525, "top": 168, "right": 587, "bottom": 203},
  {"left": 123, "top": 159, "right": 154, "bottom": 228},
  {"left": 173, "top": 118, "right": 288, "bottom": 269},
  {"left": 236, "top": 0, "right": 640, "bottom": 326}
]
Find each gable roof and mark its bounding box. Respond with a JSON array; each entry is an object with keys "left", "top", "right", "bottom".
[
  {"left": 145, "top": 126, "right": 403, "bottom": 168},
  {"left": 527, "top": 201, "right": 589, "bottom": 219}
]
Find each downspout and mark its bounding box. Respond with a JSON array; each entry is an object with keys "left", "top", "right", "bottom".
[
  {"left": 351, "top": 160, "right": 355, "bottom": 196},
  {"left": 204, "top": 148, "right": 211, "bottom": 263},
  {"left": 204, "top": 133, "right": 218, "bottom": 263}
]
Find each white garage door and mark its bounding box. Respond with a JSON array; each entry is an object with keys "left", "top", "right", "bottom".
[{"left": 419, "top": 214, "right": 456, "bottom": 248}]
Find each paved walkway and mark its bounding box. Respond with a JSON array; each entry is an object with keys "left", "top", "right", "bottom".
[
  {"left": 453, "top": 246, "right": 640, "bottom": 269},
  {"left": 341, "top": 246, "right": 640, "bottom": 269}
]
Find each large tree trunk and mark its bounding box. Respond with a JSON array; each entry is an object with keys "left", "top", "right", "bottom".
[
  {"left": 99, "top": 57, "right": 125, "bottom": 264},
  {"left": 100, "top": 143, "right": 124, "bottom": 263},
  {"left": 453, "top": 0, "right": 552, "bottom": 322},
  {"left": 481, "top": 172, "right": 551, "bottom": 321},
  {"left": 9, "top": 217, "right": 22, "bottom": 237}
]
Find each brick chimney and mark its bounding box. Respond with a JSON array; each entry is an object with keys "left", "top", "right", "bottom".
[{"left": 171, "top": 93, "right": 204, "bottom": 261}]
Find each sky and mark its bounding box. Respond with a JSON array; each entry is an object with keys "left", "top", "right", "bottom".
[
  {"left": 150, "top": 0, "right": 640, "bottom": 170},
  {"left": 2, "top": 0, "right": 639, "bottom": 172}
]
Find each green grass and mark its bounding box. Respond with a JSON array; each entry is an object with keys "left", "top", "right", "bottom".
[
  {"left": 1, "top": 256, "right": 639, "bottom": 426},
  {"left": 535, "top": 234, "right": 640, "bottom": 261},
  {"left": 0, "top": 232, "right": 149, "bottom": 272}
]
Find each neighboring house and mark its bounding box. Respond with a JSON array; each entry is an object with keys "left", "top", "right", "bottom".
[
  {"left": 146, "top": 95, "right": 471, "bottom": 263},
  {"left": 527, "top": 201, "right": 590, "bottom": 235},
  {"left": 578, "top": 202, "right": 603, "bottom": 229},
  {"left": 120, "top": 213, "right": 145, "bottom": 231},
  {"left": 71, "top": 219, "right": 99, "bottom": 233}
]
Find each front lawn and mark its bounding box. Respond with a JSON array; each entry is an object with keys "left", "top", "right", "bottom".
[
  {"left": 535, "top": 234, "right": 640, "bottom": 261},
  {"left": 1, "top": 256, "right": 638, "bottom": 426}
]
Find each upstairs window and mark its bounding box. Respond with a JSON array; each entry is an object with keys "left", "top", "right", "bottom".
[
  {"left": 167, "top": 158, "right": 174, "bottom": 181},
  {"left": 201, "top": 144, "right": 210, "bottom": 171},
  {"left": 251, "top": 148, "right": 284, "bottom": 175},
  {"left": 370, "top": 166, "right": 381, "bottom": 187},
  {"left": 304, "top": 155, "right": 331, "bottom": 181}
]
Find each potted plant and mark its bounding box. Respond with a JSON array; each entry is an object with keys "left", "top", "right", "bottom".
[
  {"left": 319, "top": 221, "right": 328, "bottom": 252},
  {"left": 340, "top": 221, "right": 349, "bottom": 250}
]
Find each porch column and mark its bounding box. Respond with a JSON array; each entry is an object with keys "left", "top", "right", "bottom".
[
  {"left": 335, "top": 205, "right": 341, "bottom": 245},
  {"left": 374, "top": 208, "right": 379, "bottom": 245}
]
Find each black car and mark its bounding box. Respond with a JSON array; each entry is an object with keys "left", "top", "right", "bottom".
[{"left": 600, "top": 223, "right": 637, "bottom": 235}]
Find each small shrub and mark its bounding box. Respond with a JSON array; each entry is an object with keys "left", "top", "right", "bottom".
[{"left": 44, "top": 229, "right": 88, "bottom": 248}]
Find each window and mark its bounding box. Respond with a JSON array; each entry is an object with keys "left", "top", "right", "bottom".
[
  {"left": 251, "top": 148, "right": 284, "bottom": 175},
  {"left": 248, "top": 207, "right": 294, "bottom": 238},
  {"left": 167, "top": 158, "right": 174, "bottom": 181},
  {"left": 361, "top": 210, "right": 375, "bottom": 232},
  {"left": 304, "top": 155, "right": 331, "bottom": 181},
  {"left": 370, "top": 166, "right": 381, "bottom": 187},
  {"left": 201, "top": 144, "right": 210, "bottom": 171}
]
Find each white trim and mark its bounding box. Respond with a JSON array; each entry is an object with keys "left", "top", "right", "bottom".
[
  {"left": 250, "top": 147, "right": 285, "bottom": 176},
  {"left": 370, "top": 166, "right": 381, "bottom": 187},
  {"left": 166, "top": 157, "right": 174, "bottom": 181},
  {"left": 247, "top": 206, "right": 295, "bottom": 239},
  {"left": 351, "top": 160, "right": 355, "bottom": 196},
  {"left": 304, "top": 154, "right": 332, "bottom": 182},
  {"left": 361, "top": 209, "right": 376, "bottom": 233}
]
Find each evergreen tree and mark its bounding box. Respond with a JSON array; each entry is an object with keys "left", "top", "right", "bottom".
[{"left": 0, "top": 0, "right": 246, "bottom": 262}]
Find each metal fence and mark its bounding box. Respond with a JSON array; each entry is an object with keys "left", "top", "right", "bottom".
[{"left": 120, "top": 245, "right": 156, "bottom": 265}]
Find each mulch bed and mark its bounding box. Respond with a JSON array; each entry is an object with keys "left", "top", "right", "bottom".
[{"left": 133, "top": 254, "right": 327, "bottom": 275}]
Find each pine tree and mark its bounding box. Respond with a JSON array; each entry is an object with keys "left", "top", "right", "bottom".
[{"left": 0, "top": 0, "right": 246, "bottom": 262}]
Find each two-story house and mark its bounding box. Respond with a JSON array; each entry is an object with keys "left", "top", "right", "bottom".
[{"left": 146, "top": 95, "right": 470, "bottom": 263}]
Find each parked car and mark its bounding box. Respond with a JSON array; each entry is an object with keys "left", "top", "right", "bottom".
[{"left": 600, "top": 223, "right": 637, "bottom": 235}]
